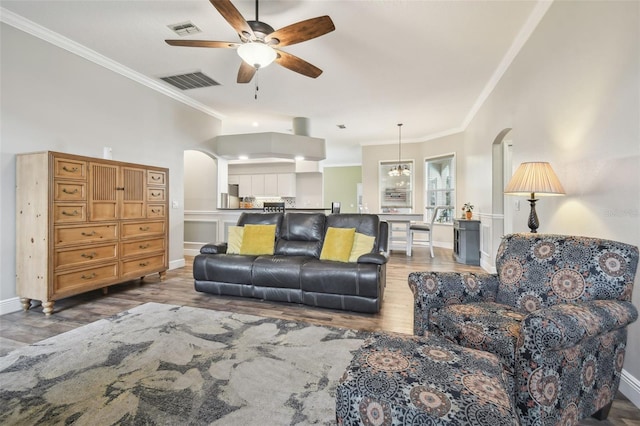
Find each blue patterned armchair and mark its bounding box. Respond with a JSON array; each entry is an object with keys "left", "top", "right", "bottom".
[{"left": 408, "top": 233, "right": 638, "bottom": 426}]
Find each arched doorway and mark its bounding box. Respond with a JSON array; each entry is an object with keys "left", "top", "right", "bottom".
[{"left": 490, "top": 128, "right": 512, "bottom": 262}]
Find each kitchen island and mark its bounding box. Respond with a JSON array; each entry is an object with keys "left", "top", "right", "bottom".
[{"left": 184, "top": 210, "right": 424, "bottom": 256}]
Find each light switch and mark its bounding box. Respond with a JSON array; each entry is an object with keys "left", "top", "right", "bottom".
[
  {"left": 515, "top": 200, "right": 520, "bottom": 211},
  {"left": 172, "top": 200, "right": 179, "bottom": 209}
]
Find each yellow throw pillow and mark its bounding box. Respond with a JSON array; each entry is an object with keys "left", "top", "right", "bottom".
[
  {"left": 320, "top": 227, "right": 356, "bottom": 262},
  {"left": 348, "top": 232, "right": 376, "bottom": 262},
  {"left": 226, "top": 226, "right": 244, "bottom": 254},
  {"left": 239, "top": 224, "right": 277, "bottom": 255}
]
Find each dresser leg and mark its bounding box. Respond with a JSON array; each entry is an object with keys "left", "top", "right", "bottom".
[
  {"left": 159, "top": 270, "right": 167, "bottom": 281},
  {"left": 42, "top": 301, "right": 55, "bottom": 316},
  {"left": 20, "top": 297, "right": 32, "bottom": 311},
  {"left": 102, "top": 287, "right": 109, "bottom": 295}
]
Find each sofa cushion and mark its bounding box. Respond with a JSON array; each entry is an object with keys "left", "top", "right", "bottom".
[
  {"left": 192, "top": 253, "right": 256, "bottom": 284},
  {"left": 237, "top": 212, "right": 284, "bottom": 235},
  {"left": 429, "top": 301, "right": 526, "bottom": 372},
  {"left": 275, "top": 212, "right": 325, "bottom": 257},
  {"left": 252, "top": 255, "right": 313, "bottom": 289},
  {"left": 326, "top": 214, "right": 379, "bottom": 237},
  {"left": 320, "top": 227, "right": 356, "bottom": 262},
  {"left": 301, "top": 259, "right": 380, "bottom": 298},
  {"left": 240, "top": 224, "right": 277, "bottom": 255},
  {"left": 348, "top": 232, "right": 376, "bottom": 262}
]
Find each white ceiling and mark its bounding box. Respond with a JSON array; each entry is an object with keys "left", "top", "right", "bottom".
[{"left": 1, "top": 0, "right": 543, "bottom": 165}]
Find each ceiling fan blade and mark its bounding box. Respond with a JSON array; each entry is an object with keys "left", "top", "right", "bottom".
[
  {"left": 165, "top": 39, "right": 240, "bottom": 48},
  {"left": 275, "top": 49, "right": 322, "bottom": 79},
  {"left": 237, "top": 61, "right": 257, "bottom": 83},
  {"left": 210, "top": 0, "right": 254, "bottom": 39},
  {"left": 266, "top": 16, "right": 335, "bottom": 47}
]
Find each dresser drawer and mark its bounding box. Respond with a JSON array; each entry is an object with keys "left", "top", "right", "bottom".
[
  {"left": 54, "top": 181, "right": 86, "bottom": 201},
  {"left": 54, "top": 263, "right": 118, "bottom": 295},
  {"left": 54, "top": 157, "right": 87, "bottom": 180},
  {"left": 121, "top": 221, "right": 165, "bottom": 239},
  {"left": 147, "top": 170, "right": 166, "bottom": 186},
  {"left": 121, "top": 237, "right": 165, "bottom": 258},
  {"left": 53, "top": 203, "right": 87, "bottom": 223},
  {"left": 147, "top": 204, "right": 165, "bottom": 218},
  {"left": 147, "top": 187, "right": 165, "bottom": 202},
  {"left": 55, "top": 243, "right": 118, "bottom": 270},
  {"left": 120, "top": 253, "right": 166, "bottom": 278},
  {"left": 55, "top": 223, "right": 118, "bottom": 246}
]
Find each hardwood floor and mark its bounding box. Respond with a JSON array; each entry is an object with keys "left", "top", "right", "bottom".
[{"left": 1, "top": 246, "right": 638, "bottom": 425}]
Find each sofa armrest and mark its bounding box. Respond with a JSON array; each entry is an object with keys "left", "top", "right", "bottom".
[
  {"left": 521, "top": 300, "right": 638, "bottom": 351},
  {"left": 408, "top": 271, "right": 500, "bottom": 336},
  {"left": 200, "top": 242, "right": 228, "bottom": 254},
  {"left": 357, "top": 251, "right": 389, "bottom": 265}
]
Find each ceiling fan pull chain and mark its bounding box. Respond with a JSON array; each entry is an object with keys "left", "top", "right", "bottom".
[{"left": 254, "top": 69, "right": 260, "bottom": 100}]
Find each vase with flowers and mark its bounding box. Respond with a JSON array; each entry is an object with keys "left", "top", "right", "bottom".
[{"left": 463, "top": 202, "right": 474, "bottom": 220}]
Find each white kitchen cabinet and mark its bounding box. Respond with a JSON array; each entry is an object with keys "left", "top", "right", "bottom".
[
  {"left": 251, "top": 174, "right": 265, "bottom": 196},
  {"left": 277, "top": 173, "right": 296, "bottom": 197},
  {"left": 264, "top": 174, "right": 278, "bottom": 196},
  {"left": 238, "top": 175, "right": 252, "bottom": 197}
]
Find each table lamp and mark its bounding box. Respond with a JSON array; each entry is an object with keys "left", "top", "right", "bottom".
[{"left": 504, "top": 162, "right": 565, "bottom": 233}]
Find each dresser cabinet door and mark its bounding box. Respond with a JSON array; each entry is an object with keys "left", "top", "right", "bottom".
[{"left": 89, "top": 163, "right": 119, "bottom": 221}]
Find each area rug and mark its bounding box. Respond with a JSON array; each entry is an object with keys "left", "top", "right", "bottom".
[{"left": 0, "top": 302, "right": 369, "bottom": 425}]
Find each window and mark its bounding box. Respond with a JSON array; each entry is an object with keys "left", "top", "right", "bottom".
[
  {"left": 379, "top": 160, "right": 413, "bottom": 213},
  {"left": 425, "top": 154, "right": 455, "bottom": 223}
]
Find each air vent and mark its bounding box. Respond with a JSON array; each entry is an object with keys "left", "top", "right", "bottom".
[
  {"left": 160, "top": 72, "right": 220, "bottom": 90},
  {"left": 168, "top": 21, "right": 201, "bottom": 36}
]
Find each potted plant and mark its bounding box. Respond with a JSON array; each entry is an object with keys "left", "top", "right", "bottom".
[{"left": 463, "top": 202, "right": 474, "bottom": 219}]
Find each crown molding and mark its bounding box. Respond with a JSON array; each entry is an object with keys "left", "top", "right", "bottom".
[
  {"left": 461, "top": 1, "right": 553, "bottom": 129},
  {"left": 0, "top": 7, "right": 225, "bottom": 121}
]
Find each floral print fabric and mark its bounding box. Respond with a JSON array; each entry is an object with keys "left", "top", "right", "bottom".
[
  {"left": 336, "top": 333, "right": 520, "bottom": 425},
  {"left": 408, "top": 233, "right": 639, "bottom": 426}
]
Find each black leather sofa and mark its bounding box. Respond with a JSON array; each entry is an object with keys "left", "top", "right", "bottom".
[{"left": 193, "top": 212, "right": 389, "bottom": 313}]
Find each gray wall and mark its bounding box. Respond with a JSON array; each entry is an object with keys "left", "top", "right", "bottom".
[{"left": 0, "top": 24, "right": 222, "bottom": 304}]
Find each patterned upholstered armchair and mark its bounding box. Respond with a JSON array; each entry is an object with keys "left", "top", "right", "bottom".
[{"left": 408, "top": 233, "right": 638, "bottom": 426}]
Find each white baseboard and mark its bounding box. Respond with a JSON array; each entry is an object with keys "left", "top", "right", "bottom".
[
  {"left": 184, "top": 248, "right": 201, "bottom": 257},
  {"left": 169, "top": 258, "right": 185, "bottom": 270},
  {"left": 620, "top": 369, "right": 640, "bottom": 408},
  {"left": 480, "top": 258, "right": 497, "bottom": 274},
  {"left": 0, "top": 297, "right": 23, "bottom": 315}
]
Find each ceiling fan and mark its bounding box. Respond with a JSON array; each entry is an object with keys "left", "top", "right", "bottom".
[{"left": 165, "top": 0, "right": 335, "bottom": 84}]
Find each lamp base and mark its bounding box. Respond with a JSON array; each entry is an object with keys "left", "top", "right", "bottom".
[{"left": 527, "top": 197, "right": 539, "bottom": 233}]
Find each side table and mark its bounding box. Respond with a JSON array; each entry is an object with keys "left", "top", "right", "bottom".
[{"left": 453, "top": 219, "right": 480, "bottom": 265}]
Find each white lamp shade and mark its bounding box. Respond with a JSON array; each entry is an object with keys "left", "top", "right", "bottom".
[
  {"left": 504, "top": 162, "right": 565, "bottom": 196},
  {"left": 237, "top": 42, "right": 277, "bottom": 69}
]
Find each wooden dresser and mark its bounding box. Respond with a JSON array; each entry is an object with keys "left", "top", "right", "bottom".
[{"left": 16, "top": 151, "right": 169, "bottom": 315}]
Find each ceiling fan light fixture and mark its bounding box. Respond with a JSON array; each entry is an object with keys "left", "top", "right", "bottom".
[{"left": 237, "top": 42, "right": 277, "bottom": 69}]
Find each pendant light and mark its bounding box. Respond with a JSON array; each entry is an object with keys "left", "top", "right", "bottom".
[{"left": 388, "top": 123, "right": 410, "bottom": 177}]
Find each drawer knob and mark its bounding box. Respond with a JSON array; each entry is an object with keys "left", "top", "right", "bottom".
[
  {"left": 62, "top": 188, "right": 79, "bottom": 194},
  {"left": 81, "top": 231, "right": 97, "bottom": 237},
  {"left": 139, "top": 244, "right": 150, "bottom": 249},
  {"left": 152, "top": 175, "right": 161, "bottom": 181},
  {"left": 81, "top": 272, "right": 97, "bottom": 280},
  {"left": 139, "top": 261, "right": 149, "bottom": 267},
  {"left": 151, "top": 209, "right": 160, "bottom": 213},
  {"left": 62, "top": 166, "right": 79, "bottom": 173},
  {"left": 62, "top": 210, "right": 80, "bottom": 216},
  {"left": 81, "top": 252, "right": 97, "bottom": 259},
  {"left": 139, "top": 226, "right": 150, "bottom": 231},
  {"left": 151, "top": 192, "right": 161, "bottom": 197}
]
